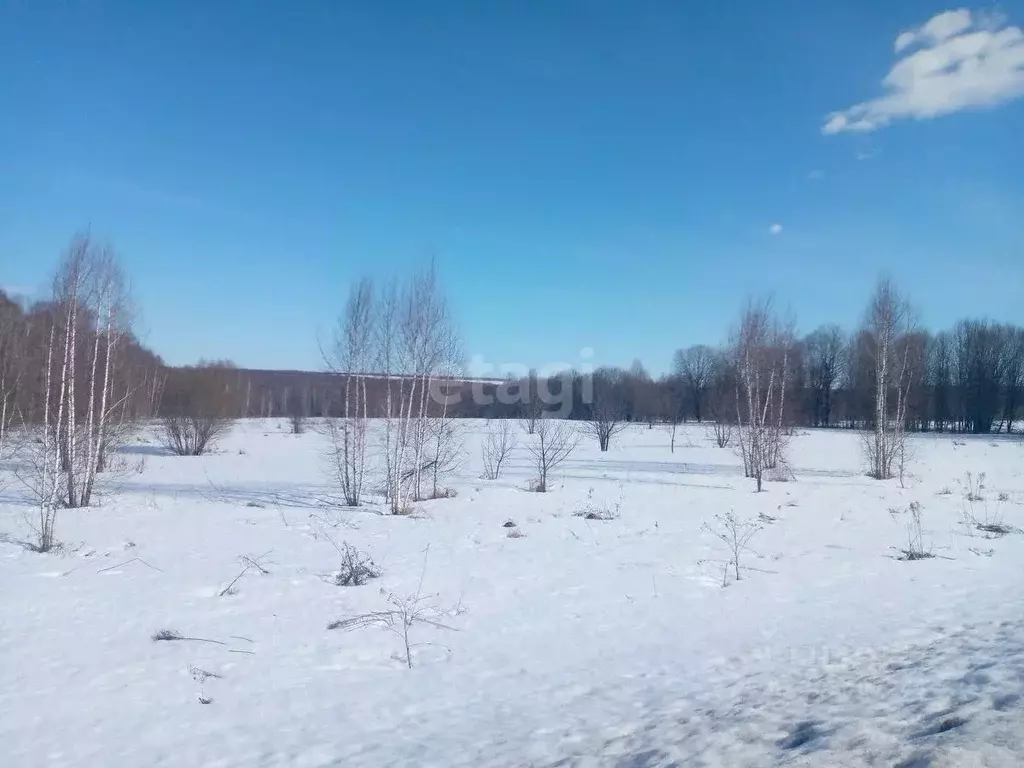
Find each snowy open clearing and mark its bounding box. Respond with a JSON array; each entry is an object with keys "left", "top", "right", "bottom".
[{"left": 2, "top": 420, "right": 1023, "bottom": 767}]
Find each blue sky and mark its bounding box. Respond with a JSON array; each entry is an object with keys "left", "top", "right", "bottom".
[{"left": 1, "top": 1, "right": 1022, "bottom": 375}]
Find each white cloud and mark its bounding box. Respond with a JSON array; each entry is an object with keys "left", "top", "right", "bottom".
[
  {"left": 823, "top": 8, "right": 1024, "bottom": 133},
  {"left": 894, "top": 9, "right": 972, "bottom": 52},
  {"left": 769, "top": 223, "right": 783, "bottom": 235}
]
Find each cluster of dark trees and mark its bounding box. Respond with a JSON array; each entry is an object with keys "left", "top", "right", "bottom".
[
  {"left": 0, "top": 287, "right": 164, "bottom": 447},
  {"left": 446, "top": 321, "right": 1024, "bottom": 436}
]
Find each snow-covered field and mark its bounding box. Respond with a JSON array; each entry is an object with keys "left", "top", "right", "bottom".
[{"left": 2, "top": 420, "right": 1023, "bottom": 767}]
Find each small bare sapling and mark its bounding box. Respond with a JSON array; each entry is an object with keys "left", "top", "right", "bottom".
[
  {"left": 218, "top": 550, "right": 272, "bottom": 597},
  {"left": 190, "top": 665, "right": 222, "bottom": 705},
  {"left": 701, "top": 510, "right": 763, "bottom": 583},
  {"left": 526, "top": 418, "right": 580, "bottom": 492},
  {"left": 481, "top": 419, "right": 517, "bottom": 480},
  {"left": 327, "top": 588, "right": 456, "bottom": 668}
]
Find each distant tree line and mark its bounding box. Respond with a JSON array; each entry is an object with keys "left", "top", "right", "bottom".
[
  {"left": 439, "top": 305, "right": 1024, "bottom": 437},
  {"left": 4, "top": 236, "right": 1022, "bottom": 447},
  {"left": 146, "top": 314, "right": 1024, "bottom": 437}
]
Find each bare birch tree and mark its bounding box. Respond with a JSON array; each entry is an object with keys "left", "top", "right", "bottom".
[
  {"left": 396, "top": 262, "right": 461, "bottom": 511},
  {"left": 326, "top": 278, "right": 374, "bottom": 506},
  {"left": 733, "top": 299, "right": 791, "bottom": 492},
  {"left": 358, "top": 263, "right": 461, "bottom": 513},
  {"left": 481, "top": 419, "right": 517, "bottom": 479},
  {"left": 23, "top": 236, "right": 134, "bottom": 510},
  {"left": 13, "top": 236, "right": 134, "bottom": 547},
  {"left": 863, "top": 279, "right": 916, "bottom": 480},
  {"left": 29, "top": 318, "right": 61, "bottom": 550},
  {"left": 422, "top": 389, "right": 465, "bottom": 499}
]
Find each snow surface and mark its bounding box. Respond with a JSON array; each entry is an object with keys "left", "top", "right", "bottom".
[{"left": 2, "top": 420, "right": 1023, "bottom": 767}]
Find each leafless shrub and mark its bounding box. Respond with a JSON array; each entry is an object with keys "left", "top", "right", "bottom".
[
  {"left": 956, "top": 471, "right": 1015, "bottom": 537},
  {"left": 962, "top": 490, "right": 1015, "bottom": 538},
  {"left": 526, "top": 417, "right": 580, "bottom": 493},
  {"left": 506, "top": 527, "right": 525, "bottom": 539},
  {"left": 160, "top": 366, "right": 233, "bottom": 456},
  {"left": 328, "top": 588, "right": 456, "bottom": 668},
  {"left": 482, "top": 419, "right": 517, "bottom": 480},
  {"left": 701, "top": 510, "right": 762, "bottom": 583},
  {"left": 937, "top": 486, "right": 953, "bottom": 496},
  {"left": 151, "top": 628, "right": 225, "bottom": 645},
  {"left": 189, "top": 665, "right": 222, "bottom": 682},
  {"left": 190, "top": 665, "right": 221, "bottom": 705},
  {"left": 573, "top": 486, "right": 622, "bottom": 520},
  {"left": 962, "top": 505, "right": 1014, "bottom": 538},
  {"left": 290, "top": 413, "right": 305, "bottom": 434},
  {"left": 218, "top": 550, "right": 272, "bottom": 597},
  {"left": 335, "top": 542, "right": 382, "bottom": 586},
  {"left": 960, "top": 471, "right": 986, "bottom": 502},
  {"left": 895, "top": 501, "right": 934, "bottom": 560},
  {"left": 708, "top": 420, "right": 733, "bottom": 448},
  {"left": 152, "top": 628, "right": 184, "bottom": 641},
  {"left": 161, "top": 412, "right": 228, "bottom": 456},
  {"left": 998, "top": 491, "right": 1010, "bottom": 502},
  {"left": 328, "top": 544, "right": 456, "bottom": 668}
]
